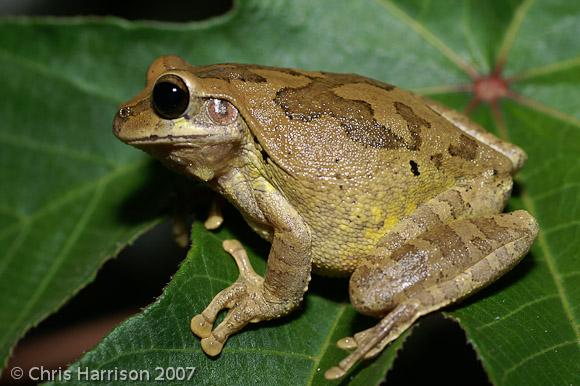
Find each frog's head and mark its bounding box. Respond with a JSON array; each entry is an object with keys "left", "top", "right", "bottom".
[{"left": 113, "top": 56, "right": 246, "bottom": 181}]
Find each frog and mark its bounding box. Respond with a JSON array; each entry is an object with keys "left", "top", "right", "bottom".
[{"left": 113, "top": 55, "right": 538, "bottom": 380}]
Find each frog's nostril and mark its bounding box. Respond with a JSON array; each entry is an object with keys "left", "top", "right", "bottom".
[{"left": 119, "top": 106, "right": 132, "bottom": 118}]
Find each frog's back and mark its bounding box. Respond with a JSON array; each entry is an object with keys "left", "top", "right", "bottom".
[
  {"left": 189, "top": 63, "right": 511, "bottom": 179},
  {"left": 190, "top": 64, "right": 514, "bottom": 274}
]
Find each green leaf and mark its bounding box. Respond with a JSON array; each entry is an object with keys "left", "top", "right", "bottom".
[
  {"left": 1, "top": 0, "right": 579, "bottom": 384},
  {"left": 0, "top": 24, "right": 173, "bottom": 369},
  {"left": 55, "top": 221, "right": 407, "bottom": 386}
]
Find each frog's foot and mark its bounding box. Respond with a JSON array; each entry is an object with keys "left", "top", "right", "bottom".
[
  {"left": 190, "top": 240, "right": 260, "bottom": 344},
  {"left": 325, "top": 301, "right": 421, "bottom": 380},
  {"left": 190, "top": 240, "right": 290, "bottom": 356},
  {"left": 204, "top": 199, "right": 223, "bottom": 230}
]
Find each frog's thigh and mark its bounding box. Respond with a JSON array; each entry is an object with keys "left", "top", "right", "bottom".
[
  {"left": 378, "top": 172, "right": 512, "bottom": 254},
  {"left": 327, "top": 211, "right": 538, "bottom": 379},
  {"left": 352, "top": 210, "right": 538, "bottom": 316}
]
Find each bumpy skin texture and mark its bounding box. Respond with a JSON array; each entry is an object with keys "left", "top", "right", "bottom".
[{"left": 113, "top": 56, "right": 539, "bottom": 380}]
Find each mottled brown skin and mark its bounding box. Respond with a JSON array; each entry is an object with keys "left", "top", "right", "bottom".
[{"left": 113, "top": 56, "right": 539, "bottom": 380}]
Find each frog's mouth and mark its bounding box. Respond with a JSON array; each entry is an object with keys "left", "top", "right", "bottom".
[
  {"left": 126, "top": 134, "right": 213, "bottom": 146},
  {"left": 124, "top": 141, "right": 196, "bottom": 168}
]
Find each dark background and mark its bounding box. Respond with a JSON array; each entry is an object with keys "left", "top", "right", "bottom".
[{"left": 0, "top": 1, "right": 490, "bottom": 385}]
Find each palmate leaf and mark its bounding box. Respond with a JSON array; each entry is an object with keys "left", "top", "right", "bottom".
[{"left": 0, "top": 0, "right": 578, "bottom": 384}]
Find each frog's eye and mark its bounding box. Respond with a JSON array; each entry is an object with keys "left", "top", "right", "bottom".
[
  {"left": 206, "top": 98, "right": 239, "bottom": 125},
  {"left": 152, "top": 74, "right": 190, "bottom": 119}
]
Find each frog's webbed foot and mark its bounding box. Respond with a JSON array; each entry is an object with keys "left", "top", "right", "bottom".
[
  {"left": 190, "top": 240, "right": 289, "bottom": 356},
  {"left": 325, "top": 302, "right": 420, "bottom": 380},
  {"left": 204, "top": 199, "right": 223, "bottom": 230}
]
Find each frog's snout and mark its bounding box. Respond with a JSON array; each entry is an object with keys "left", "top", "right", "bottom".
[
  {"left": 112, "top": 107, "right": 130, "bottom": 137},
  {"left": 112, "top": 97, "right": 155, "bottom": 143},
  {"left": 112, "top": 107, "right": 130, "bottom": 139}
]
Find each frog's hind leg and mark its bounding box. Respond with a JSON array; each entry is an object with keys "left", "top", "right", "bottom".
[
  {"left": 325, "top": 210, "right": 538, "bottom": 380},
  {"left": 325, "top": 301, "right": 421, "bottom": 380}
]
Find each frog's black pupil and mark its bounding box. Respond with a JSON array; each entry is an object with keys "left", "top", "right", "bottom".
[{"left": 152, "top": 79, "right": 189, "bottom": 119}]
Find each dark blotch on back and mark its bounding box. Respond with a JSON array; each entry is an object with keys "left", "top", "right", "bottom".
[
  {"left": 409, "top": 160, "right": 420, "bottom": 176},
  {"left": 195, "top": 66, "right": 267, "bottom": 83},
  {"left": 430, "top": 153, "right": 443, "bottom": 169},
  {"left": 276, "top": 67, "right": 316, "bottom": 78},
  {"left": 448, "top": 134, "right": 479, "bottom": 160},
  {"left": 394, "top": 102, "right": 430, "bottom": 151},
  {"left": 273, "top": 74, "right": 420, "bottom": 150}
]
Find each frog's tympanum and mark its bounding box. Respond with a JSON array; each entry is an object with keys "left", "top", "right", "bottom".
[{"left": 114, "top": 56, "right": 538, "bottom": 379}]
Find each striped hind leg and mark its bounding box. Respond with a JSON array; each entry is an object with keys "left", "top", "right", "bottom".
[{"left": 325, "top": 210, "right": 538, "bottom": 380}]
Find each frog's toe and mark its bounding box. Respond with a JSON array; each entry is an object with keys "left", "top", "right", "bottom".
[
  {"left": 337, "top": 336, "right": 358, "bottom": 350},
  {"left": 190, "top": 283, "right": 245, "bottom": 338},
  {"left": 222, "top": 240, "right": 262, "bottom": 284},
  {"left": 337, "top": 327, "right": 375, "bottom": 351},
  {"left": 201, "top": 335, "right": 224, "bottom": 356},
  {"left": 324, "top": 366, "right": 346, "bottom": 380},
  {"left": 204, "top": 199, "right": 223, "bottom": 230},
  {"left": 193, "top": 240, "right": 272, "bottom": 355},
  {"left": 324, "top": 302, "right": 420, "bottom": 380},
  {"left": 199, "top": 304, "right": 253, "bottom": 357},
  {"left": 204, "top": 216, "right": 223, "bottom": 230},
  {"left": 190, "top": 314, "right": 213, "bottom": 338}
]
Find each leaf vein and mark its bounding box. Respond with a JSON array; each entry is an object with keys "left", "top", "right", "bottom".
[
  {"left": 521, "top": 191, "right": 580, "bottom": 341},
  {"left": 0, "top": 47, "right": 121, "bottom": 104},
  {"left": 562, "top": 271, "right": 580, "bottom": 279},
  {"left": 90, "top": 346, "right": 314, "bottom": 372},
  {"left": 305, "top": 305, "right": 347, "bottom": 386},
  {"left": 460, "top": 1, "right": 487, "bottom": 71},
  {"left": 543, "top": 221, "right": 580, "bottom": 236},
  {"left": 475, "top": 294, "right": 559, "bottom": 331},
  {"left": 188, "top": 274, "right": 232, "bottom": 286},
  {"left": 510, "top": 93, "right": 580, "bottom": 129},
  {"left": 513, "top": 56, "right": 580, "bottom": 81},
  {"left": 376, "top": 0, "right": 477, "bottom": 77},
  {"left": 0, "top": 132, "right": 117, "bottom": 167},
  {"left": 0, "top": 178, "right": 105, "bottom": 350},
  {"left": 532, "top": 182, "right": 580, "bottom": 202},
  {"left": 500, "top": 340, "right": 579, "bottom": 384},
  {"left": 0, "top": 223, "right": 31, "bottom": 278},
  {"left": 0, "top": 161, "right": 146, "bottom": 238},
  {"left": 496, "top": 0, "right": 534, "bottom": 65}
]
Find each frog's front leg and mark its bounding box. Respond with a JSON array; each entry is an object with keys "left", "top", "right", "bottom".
[
  {"left": 191, "top": 176, "right": 311, "bottom": 356},
  {"left": 325, "top": 210, "right": 538, "bottom": 379}
]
